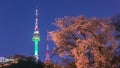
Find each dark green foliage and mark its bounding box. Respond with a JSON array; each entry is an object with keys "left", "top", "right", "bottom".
[
  {"left": 2, "top": 59, "right": 44, "bottom": 68},
  {"left": 1, "top": 54, "right": 45, "bottom": 68}
]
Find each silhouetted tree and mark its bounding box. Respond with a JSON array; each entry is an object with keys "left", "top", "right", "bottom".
[
  {"left": 7, "top": 54, "right": 27, "bottom": 60},
  {"left": 2, "top": 54, "right": 44, "bottom": 68},
  {"left": 49, "top": 16, "right": 118, "bottom": 68}
]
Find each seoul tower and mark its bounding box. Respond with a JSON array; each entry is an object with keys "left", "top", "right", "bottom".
[{"left": 32, "top": 9, "right": 40, "bottom": 62}]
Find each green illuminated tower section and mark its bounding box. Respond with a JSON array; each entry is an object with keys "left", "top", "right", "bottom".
[{"left": 32, "top": 9, "right": 40, "bottom": 62}]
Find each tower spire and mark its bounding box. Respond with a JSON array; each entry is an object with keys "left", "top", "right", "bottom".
[
  {"left": 32, "top": 8, "right": 40, "bottom": 62},
  {"left": 44, "top": 30, "right": 52, "bottom": 65},
  {"left": 35, "top": 9, "right": 39, "bottom": 31}
]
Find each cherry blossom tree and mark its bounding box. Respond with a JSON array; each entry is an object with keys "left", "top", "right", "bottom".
[{"left": 49, "top": 16, "right": 118, "bottom": 68}]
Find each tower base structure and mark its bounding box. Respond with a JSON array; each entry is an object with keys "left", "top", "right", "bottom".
[{"left": 34, "top": 55, "right": 39, "bottom": 62}]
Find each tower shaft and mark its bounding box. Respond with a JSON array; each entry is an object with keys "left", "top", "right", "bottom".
[{"left": 34, "top": 41, "right": 38, "bottom": 55}]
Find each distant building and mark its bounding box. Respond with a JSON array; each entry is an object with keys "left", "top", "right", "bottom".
[
  {"left": 0, "top": 57, "right": 18, "bottom": 67},
  {"left": 0, "top": 57, "right": 6, "bottom": 62},
  {"left": 0, "top": 57, "right": 14, "bottom": 63}
]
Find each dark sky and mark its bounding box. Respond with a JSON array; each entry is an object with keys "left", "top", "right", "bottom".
[{"left": 0, "top": 0, "right": 120, "bottom": 62}]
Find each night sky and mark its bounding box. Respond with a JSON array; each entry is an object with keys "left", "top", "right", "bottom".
[{"left": 0, "top": 0, "right": 120, "bottom": 62}]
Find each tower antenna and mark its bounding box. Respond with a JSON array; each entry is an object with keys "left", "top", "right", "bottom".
[{"left": 44, "top": 30, "right": 52, "bottom": 65}]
